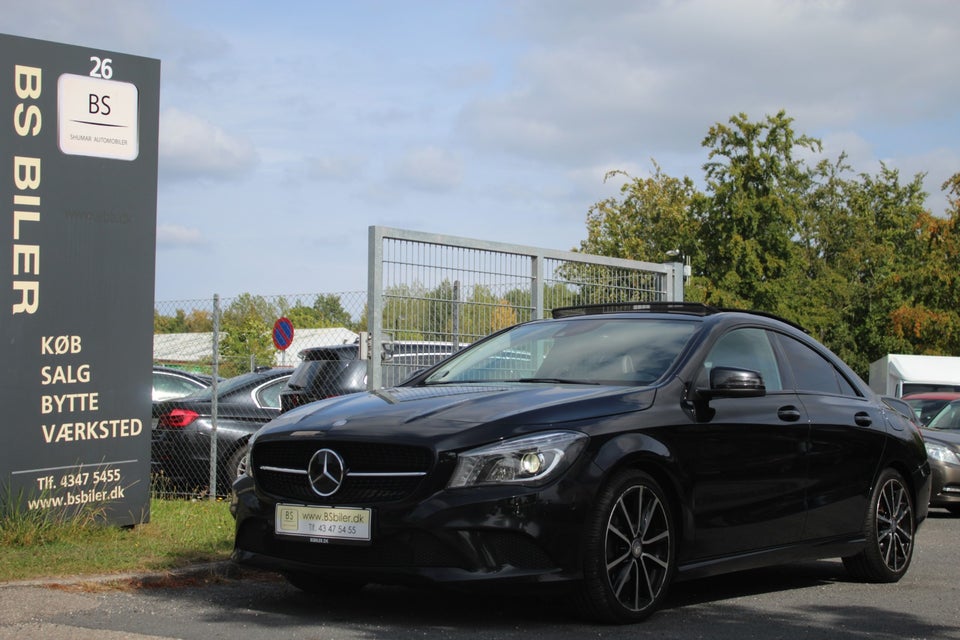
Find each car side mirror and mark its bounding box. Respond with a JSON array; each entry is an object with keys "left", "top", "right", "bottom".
[{"left": 699, "top": 366, "right": 766, "bottom": 399}]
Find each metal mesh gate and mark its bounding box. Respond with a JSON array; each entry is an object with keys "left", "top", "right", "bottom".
[{"left": 366, "top": 226, "right": 685, "bottom": 388}]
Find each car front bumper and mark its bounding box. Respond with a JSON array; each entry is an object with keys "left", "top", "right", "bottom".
[
  {"left": 928, "top": 458, "right": 960, "bottom": 509},
  {"left": 230, "top": 473, "right": 594, "bottom": 588}
]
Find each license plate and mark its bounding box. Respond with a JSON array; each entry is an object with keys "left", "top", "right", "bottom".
[{"left": 275, "top": 504, "right": 371, "bottom": 542}]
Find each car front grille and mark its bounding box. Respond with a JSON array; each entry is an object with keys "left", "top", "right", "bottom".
[{"left": 252, "top": 440, "right": 433, "bottom": 504}]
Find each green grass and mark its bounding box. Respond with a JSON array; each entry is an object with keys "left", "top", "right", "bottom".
[{"left": 0, "top": 498, "right": 234, "bottom": 583}]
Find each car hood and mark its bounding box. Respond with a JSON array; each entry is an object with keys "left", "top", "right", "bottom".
[
  {"left": 922, "top": 428, "right": 960, "bottom": 446},
  {"left": 258, "top": 383, "right": 657, "bottom": 445}
]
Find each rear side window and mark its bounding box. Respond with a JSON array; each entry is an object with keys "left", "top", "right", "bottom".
[
  {"left": 153, "top": 372, "right": 205, "bottom": 400},
  {"left": 776, "top": 334, "right": 858, "bottom": 396},
  {"left": 289, "top": 360, "right": 350, "bottom": 390},
  {"left": 256, "top": 377, "right": 289, "bottom": 409}
]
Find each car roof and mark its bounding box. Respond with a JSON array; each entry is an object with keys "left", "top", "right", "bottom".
[
  {"left": 297, "top": 343, "right": 358, "bottom": 359},
  {"left": 153, "top": 365, "right": 214, "bottom": 381},
  {"left": 202, "top": 367, "right": 291, "bottom": 397},
  {"left": 550, "top": 301, "right": 808, "bottom": 333}
]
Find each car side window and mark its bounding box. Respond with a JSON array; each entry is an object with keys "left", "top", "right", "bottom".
[
  {"left": 700, "top": 328, "right": 783, "bottom": 391},
  {"left": 257, "top": 377, "right": 289, "bottom": 409},
  {"left": 152, "top": 372, "right": 203, "bottom": 401},
  {"left": 775, "top": 334, "right": 858, "bottom": 396}
]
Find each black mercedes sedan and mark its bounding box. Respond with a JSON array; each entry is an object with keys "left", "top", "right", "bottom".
[{"left": 231, "top": 303, "right": 930, "bottom": 623}]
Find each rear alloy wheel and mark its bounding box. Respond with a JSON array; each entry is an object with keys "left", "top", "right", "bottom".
[
  {"left": 576, "top": 470, "right": 675, "bottom": 623},
  {"left": 843, "top": 468, "right": 915, "bottom": 582},
  {"left": 231, "top": 445, "right": 249, "bottom": 480},
  {"left": 215, "top": 444, "right": 250, "bottom": 495}
]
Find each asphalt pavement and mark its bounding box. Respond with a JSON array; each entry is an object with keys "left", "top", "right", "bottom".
[{"left": 1, "top": 514, "right": 958, "bottom": 640}]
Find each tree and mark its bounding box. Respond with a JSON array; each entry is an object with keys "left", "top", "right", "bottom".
[
  {"left": 786, "top": 154, "right": 863, "bottom": 363},
  {"left": 283, "top": 303, "right": 322, "bottom": 330},
  {"left": 698, "top": 110, "right": 821, "bottom": 312},
  {"left": 491, "top": 299, "right": 518, "bottom": 331},
  {"left": 154, "top": 308, "right": 187, "bottom": 333},
  {"left": 279, "top": 294, "right": 356, "bottom": 330},
  {"left": 452, "top": 285, "right": 501, "bottom": 342},
  {"left": 218, "top": 293, "right": 278, "bottom": 376},
  {"left": 884, "top": 172, "right": 960, "bottom": 359},
  {"left": 503, "top": 282, "right": 577, "bottom": 320},
  {"left": 381, "top": 283, "right": 428, "bottom": 341},
  {"left": 577, "top": 110, "right": 960, "bottom": 378},
  {"left": 154, "top": 308, "right": 213, "bottom": 333},
  {"left": 579, "top": 163, "right": 701, "bottom": 264},
  {"left": 312, "top": 294, "right": 354, "bottom": 328}
]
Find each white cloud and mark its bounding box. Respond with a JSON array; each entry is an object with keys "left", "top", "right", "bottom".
[
  {"left": 305, "top": 155, "right": 365, "bottom": 182},
  {"left": 159, "top": 108, "right": 258, "bottom": 180},
  {"left": 5, "top": 0, "right": 957, "bottom": 301},
  {"left": 156, "top": 224, "right": 204, "bottom": 248},
  {"left": 894, "top": 148, "right": 960, "bottom": 217},
  {"left": 460, "top": 0, "right": 960, "bottom": 168},
  {"left": 390, "top": 146, "right": 464, "bottom": 192}
]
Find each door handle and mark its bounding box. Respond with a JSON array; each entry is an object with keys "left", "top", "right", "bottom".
[
  {"left": 778, "top": 406, "right": 802, "bottom": 422},
  {"left": 855, "top": 412, "right": 873, "bottom": 427}
]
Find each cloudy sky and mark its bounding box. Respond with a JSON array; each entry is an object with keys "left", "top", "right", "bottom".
[{"left": 5, "top": 0, "right": 959, "bottom": 302}]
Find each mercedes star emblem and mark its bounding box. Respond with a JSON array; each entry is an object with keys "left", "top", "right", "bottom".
[{"left": 308, "top": 448, "right": 346, "bottom": 497}]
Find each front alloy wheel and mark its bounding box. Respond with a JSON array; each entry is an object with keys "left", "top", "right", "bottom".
[
  {"left": 843, "top": 468, "right": 915, "bottom": 582},
  {"left": 576, "top": 470, "right": 675, "bottom": 623}
]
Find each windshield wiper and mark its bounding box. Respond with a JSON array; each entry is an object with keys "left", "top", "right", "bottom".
[{"left": 517, "top": 377, "right": 600, "bottom": 385}]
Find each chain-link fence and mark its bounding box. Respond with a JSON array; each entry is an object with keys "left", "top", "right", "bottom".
[{"left": 151, "top": 291, "right": 366, "bottom": 498}]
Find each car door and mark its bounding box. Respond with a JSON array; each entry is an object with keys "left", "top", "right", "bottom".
[
  {"left": 772, "top": 333, "right": 887, "bottom": 539},
  {"left": 676, "top": 327, "right": 811, "bottom": 561}
]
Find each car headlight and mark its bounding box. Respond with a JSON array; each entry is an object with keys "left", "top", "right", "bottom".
[
  {"left": 448, "top": 431, "right": 588, "bottom": 488},
  {"left": 925, "top": 441, "right": 960, "bottom": 465}
]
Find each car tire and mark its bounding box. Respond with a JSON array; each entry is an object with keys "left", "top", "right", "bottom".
[
  {"left": 284, "top": 571, "right": 366, "bottom": 596},
  {"left": 574, "top": 469, "right": 675, "bottom": 623},
  {"left": 224, "top": 445, "right": 248, "bottom": 488},
  {"left": 842, "top": 468, "right": 915, "bottom": 582}
]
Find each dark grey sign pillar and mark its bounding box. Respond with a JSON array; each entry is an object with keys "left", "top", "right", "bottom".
[{"left": 1, "top": 33, "right": 159, "bottom": 526}]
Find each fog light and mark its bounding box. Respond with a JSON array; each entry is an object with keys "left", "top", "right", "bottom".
[{"left": 520, "top": 453, "right": 543, "bottom": 475}]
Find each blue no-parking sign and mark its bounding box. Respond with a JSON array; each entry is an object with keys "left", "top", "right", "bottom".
[{"left": 273, "top": 317, "right": 294, "bottom": 351}]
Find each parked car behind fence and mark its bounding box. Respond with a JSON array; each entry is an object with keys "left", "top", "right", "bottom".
[
  {"left": 152, "top": 367, "right": 291, "bottom": 495},
  {"left": 152, "top": 366, "right": 215, "bottom": 402},
  {"left": 280, "top": 340, "right": 462, "bottom": 412}
]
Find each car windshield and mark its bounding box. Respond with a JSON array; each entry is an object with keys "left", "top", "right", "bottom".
[
  {"left": 904, "top": 398, "right": 953, "bottom": 425},
  {"left": 926, "top": 400, "right": 960, "bottom": 430},
  {"left": 422, "top": 317, "right": 699, "bottom": 386}
]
